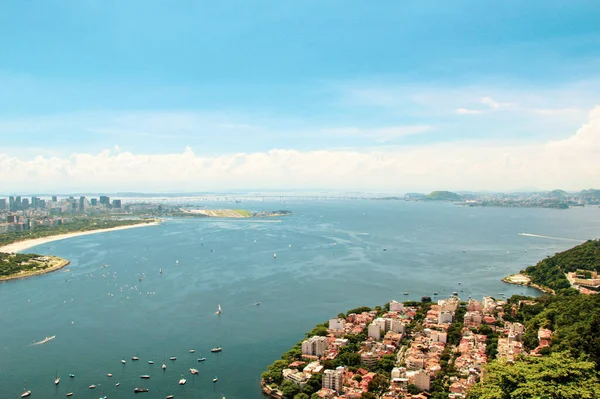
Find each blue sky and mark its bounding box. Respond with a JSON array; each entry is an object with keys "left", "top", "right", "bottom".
[{"left": 1, "top": 1, "right": 599, "bottom": 191}]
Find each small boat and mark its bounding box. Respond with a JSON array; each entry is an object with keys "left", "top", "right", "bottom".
[
  {"left": 159, "top": 268, "right": 163, "bottom": 274},
  {"left": 433, "top": 292, "right": 438, "bottom": 295},
  {"left": 255, "top": 302, "right": 260, "bottom": 306},
  {"left": 189, "top": 349, "right": 196, "bottom": 353},
  {"left": 197, "top": 357, "right": 206, "bottom": 362},
  {"left": 213, "top": 377, "right": 218, "bottom": 383},
  {"left": 179, "top": 378, "right": 187, "bottom": 385},
  {"left": 403, "top": 292, "right": 409, "bottom": 295},
  {"left": 121, "top": 359, "right": 126, "bottom": 364},
  {"left": 215, "top": 304, "right": 222, "bottom": 315},
  {"left": 107, "top": 373, "right": 113, "bottom": 377},
  {"left": 69, "top": 374, "right": 75, "bottom": 378},
  {"left": 383, "top": 248, "right": 387, "bottom": 251},
  {"left": 453, "top": 292, "right": 458, "bottom": 296},
  {"left": 66, "top": 393, "right": 73, "bottom": 397},
  {"left": 134, "top": 387, "right": 149, "bottom": 393},
  {"left": 273, "top": 252, "right": 277, "bottom": 259},
  {"left": 89, "top": 384, "right": 96, "bottom": 389},
  {"left": 190, "top": 368, "right": 199, "bottom": 375},
  {"left": 211, "top": 347, "right": 222, "bottom": 353},
  {"left": 167, "top": 396, "right": 174, "bottom": 399},
  {"left": 162, "top": 364, "right": 167, "bottom": 370},
  {"left": 148, "top": 361, "right": 154, "bottom": 364},
  {"left": 140, "top": 375, "right": 150, "bottom": 379},
  {"left": 458, "top": 282, "right": 461, "bottom": 285},
  {"left": 169, "top": 357, "right": 177, "bottom": 361},
  {"left": 115, "top": 383, "right": 120, "bottom": 387},
  {"left": 55, "top": 374, "right": 61, "bottom": 385},
  {"left": 21, "top": 391, "right": 31, "bottom": 398},
  {"left": 132, "top": 356, "right": 140, "bottom": 361}
]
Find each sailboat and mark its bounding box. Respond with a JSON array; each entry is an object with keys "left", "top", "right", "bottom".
[{"left": 215, "top": 304, "right": 222, "bottom": 315}]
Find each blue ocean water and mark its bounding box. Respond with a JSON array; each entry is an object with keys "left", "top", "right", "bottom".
[{"left": 0, "top": 200, "right": 599, "bottom": 398}]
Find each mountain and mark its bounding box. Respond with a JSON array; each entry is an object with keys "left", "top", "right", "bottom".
[
  {"left": 548, "top": 189, "right": 568, "bottom": 198},
  {"left": 425, "top": 190, "right": 463, "bottom": 201}
]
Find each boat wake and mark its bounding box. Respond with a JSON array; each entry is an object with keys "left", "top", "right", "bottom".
[
  {"left": 518, "top": 233, "right": 582, "bottom": 242},
  {"left": 31, "top": 335, "right": 56, "bottom": 346}
]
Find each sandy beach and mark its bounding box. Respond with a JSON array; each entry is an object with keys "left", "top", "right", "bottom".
[{"left": 0, "top": 221, "right": 161, "bottom": 254}]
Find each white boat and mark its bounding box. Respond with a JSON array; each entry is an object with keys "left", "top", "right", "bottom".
[
  {"left": 121, "top": 359, "right": 126, "bottom": 364},
  {"left": 255, "top": 302, "right": 260, "bottom": 306},
  {"left": 215, "top": 304, "right": 222, "bottom": 315},
  {"left": 159, "top": 268, "right": 162, "bottom": 274},
  {"left": 179, "top": 378, "right": 187, "bottom": 385},
  {"left": 213, "top": 377, "right": 218, "bottom": 383},
  {"left": 115, "top": 383, "right": 120, "bottom": 387},
  {"left": 107, "top": 373, "right": 113, "bottom": 377},
  {"left": 211, "top": 347, "right": 222, "bottom": 353},
  {"left": 140, "top": 375, "right": 150, "bottom": 379},
  {"left": 132, "top": 356, "right": 139, "bottom": 361},
  {"left": 54, "top": 373, "right": 60, "bottom": 385},
  {"left": 167, "top": 396, "right": 174, "bottom": 399},
  {"left": 169, "top": 357, "right": 177, "bottom": 361},
  {"left": 21, "top": 391, "right": 31, "bottom": 398},
  {"left": 197, "top": 357, "right": 206, "bottom": 362},
  {"left": 273, "top": 252, "right": 277, "bottom": 259},
  {"left": 66, "top": 393, "right": 73, "bottom": 397},
  {"left": 148, "top": 361, "right": 154, "bottom": 364},
  {"left": 162, "top": 364, "right": 167, "bottom": 370},
  {"left": 190, "top": 368, "right": 199, "bottom": 375},
  {"left": 189, "top": 349, "right": 196, "bottom": 353},
  {"left": 89, "top": 384, "right": 96, "bottom": 389}
]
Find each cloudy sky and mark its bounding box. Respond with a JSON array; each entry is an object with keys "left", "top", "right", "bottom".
[{"left": 1, "top": 1, "right": 599, "bottom": 193}]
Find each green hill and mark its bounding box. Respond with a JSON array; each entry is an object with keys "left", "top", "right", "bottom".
[
  {"left": 548, "top": 189, "right": 568, "bottom": 198},
  {"left": 524, "top": 239, "right": 600, "bottom": 291},
  {"left": 426, "top": 190, "right": 462, "bottom": 201},
  {"left": 580, "top": 188, "right": 600, "bottom": 199}
]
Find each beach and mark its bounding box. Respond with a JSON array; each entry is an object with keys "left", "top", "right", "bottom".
[{"left": 0, "top": 221, "right": 161, "bottom": 254}]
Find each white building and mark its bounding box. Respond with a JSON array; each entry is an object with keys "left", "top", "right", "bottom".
[
  {"left": 413, "top": 369, "right": 430, "bottom": 391},
  {"left": 438, "top": 311, "right": 454, "bottom": 324},
  {"left": 301, "top": 336, "right": 329, "bottom": 356},
  {"left": 391, "top": 319, "right": 405, "bottom": 333},
  {"left": 390, "top": 300, "right": 404, "bottom": 312},
  {"left": 322, "top": 367, "right": 345, "bottom": 392},
  {"left": 368, "top": 323, "right": 381, "bottom": 340},
  {"left": 329, "top": 318, "right": 346, "bottom": 331}
]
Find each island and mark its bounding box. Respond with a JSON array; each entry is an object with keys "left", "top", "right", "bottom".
[
  {"left": 261, "top": 240, "right": 600, "bottom": 399},
  {"left": 0, "top": 253, "right": 70, "bottom": 281}
]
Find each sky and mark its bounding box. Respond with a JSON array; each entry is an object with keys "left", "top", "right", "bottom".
[{"left": 1, "top": 0, "right": 599, "bottom": 193}]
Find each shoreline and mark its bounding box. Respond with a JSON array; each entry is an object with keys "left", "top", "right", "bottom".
[
  {"left": 0, "top": 256, "right": 70, "bottom": 282},
  {"left": 0, "top": 221, "right": 161, "bottom": 254},
  {"left": 501, "top": 273, "right": 555, "bottom": 295}
]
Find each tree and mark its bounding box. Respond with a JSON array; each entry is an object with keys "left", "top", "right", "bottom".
[
  {"left": 360, "top": 393, "right": 377, "bottom": 399},
  {"left": 280, "top": 380, "right": 301, "bottom": 398},
  {"left": 368, "top": 373, "right": 389, "bottom": 394},
  {"left": 468, "top": 352, "right": 600, "bottom": 399},
  {"left": 294, "top": 394, "right": 310, "bottom": 399},
  {"left": 407, "top": 383, "right": 421, "bottom": 394}
]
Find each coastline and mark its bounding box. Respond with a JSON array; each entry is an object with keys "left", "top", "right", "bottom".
[
  {"left": 501, "top": 273, "right": 555, "bottom": 295},
  {"left": 0, "top": 256, "right": 70, "bottom": 282},
  {"left": 0, "top": 221, "right": 161, "bottom": 254}
]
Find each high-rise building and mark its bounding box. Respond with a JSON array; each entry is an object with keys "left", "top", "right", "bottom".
[
  {"left": 15, "top": 196, "right": 22, "bottom": 209},
  {"left": 322, "top": 367, "right": 345, "bottom": 392},
  {"left": 52, "top": 196, "right": 58, "bottom": 202},
  {"left": 99, "top": 196, "right": 110, "bottom": 207},
  {"left": 90, "top": 198, "right": 98, "bottom": 206},
  {"left": 22, "top": 198, "right": 30, "bottom": 209},
  {"left": 79, "top": 196, "right": 86, "bottom": 211},
  {"left": 112, "top": 199, "right": 122, "bottom": 209},
  {"left": 0, "top": 198, "right": 6, "bottom": 210},
  {"left": 9, "top": 196, "right": 15, "bottom": 211}
]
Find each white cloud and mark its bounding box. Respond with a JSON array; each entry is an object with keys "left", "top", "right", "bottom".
[
  {"left": 1, "top": 106, "right": 599, "bottom": 193},
  {"left": 455, "top": 108, "right": 483, "bottom": 115}
]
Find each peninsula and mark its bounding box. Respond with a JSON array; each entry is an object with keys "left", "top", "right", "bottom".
[
  {"left": 172, "top": 209, "right": 292, "bottom": 218},
  {"left": 0, "top": 253, "right": 70, "bottom": 281},
  {"left": 261, "top": 240, "right": 600, "bottom": 399}
]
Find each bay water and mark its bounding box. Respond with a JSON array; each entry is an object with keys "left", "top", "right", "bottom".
[{"left": 1, "top": 200, "right": 599, "bottom": 398}]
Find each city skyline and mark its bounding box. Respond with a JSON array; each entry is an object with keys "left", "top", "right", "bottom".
[{"left": 1, "top": 1, "right": 599, "bottom": 191}]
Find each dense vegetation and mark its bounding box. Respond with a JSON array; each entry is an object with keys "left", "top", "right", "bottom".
[
  {"left": 0, "top": 253, "right": 43, "bottom": 276},
  {"left": 0, "top": 217, "right": 153, "bottom": 247},
  {"left": 426, "top": 191, "right": 463, "bottom": 201},
  {"left": 470, "top": 240, "right": 600, "bottom": 398},
  {"left": 524, "top": 239, "right": 600, "bottom": 290},
  {"left": 468, "top": 352, "right": 600, "bottom": 399}
]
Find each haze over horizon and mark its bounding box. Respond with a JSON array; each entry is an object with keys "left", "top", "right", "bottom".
[{"left": 1, "top": 1, "right": 599, "bottom": 192}]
